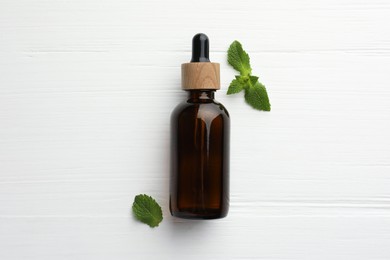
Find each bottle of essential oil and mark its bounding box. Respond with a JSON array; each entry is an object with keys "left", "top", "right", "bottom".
[{"left": 170, "top": 33, "right": 230, "bottom": 219}]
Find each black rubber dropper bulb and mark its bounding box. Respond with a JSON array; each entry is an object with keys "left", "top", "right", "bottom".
[{"left": 191, "top": 33, "right": 210, "bottom": 62}]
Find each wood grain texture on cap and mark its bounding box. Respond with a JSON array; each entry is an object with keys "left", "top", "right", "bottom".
[{"left": 181, "top": 62, "right": 220, "bottom": 90}]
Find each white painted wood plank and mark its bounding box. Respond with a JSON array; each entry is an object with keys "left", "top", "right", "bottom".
[{"left": 1, "top": 0, "right": 390, "bottom": 259}]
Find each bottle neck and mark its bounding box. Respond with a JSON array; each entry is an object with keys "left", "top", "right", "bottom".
[{"left": 187, "top": 90, "right": 215, "bottom": 102}]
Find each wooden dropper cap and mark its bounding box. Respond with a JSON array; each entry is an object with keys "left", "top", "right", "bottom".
[{"left": 181, "top": 33, "right": 220, "bottom": 90}]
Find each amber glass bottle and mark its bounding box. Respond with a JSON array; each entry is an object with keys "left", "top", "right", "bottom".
[{"left": 170, "top": 33, "right": 230, "bottom": 219}]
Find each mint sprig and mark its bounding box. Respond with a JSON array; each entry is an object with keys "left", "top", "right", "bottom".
[
  {"left": 227, "top": 41, "right": 271, "bottom": 111},
  {"left": 132, "top": 194, "right": 163, "bottom": 228}
]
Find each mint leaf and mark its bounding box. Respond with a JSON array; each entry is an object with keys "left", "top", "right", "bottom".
[
  {"left": 249, "top": 75, "right": 259, "bottom": 86},
  {"left": 227, "top": 40, "right": 271, "bottom": 111},
  {"left": 132, "top": 194, "right": 163, "bottom": 228},
  {"left": 228, "top": 41, "right": 252, "bottom": 76},
  {"left": 227, "top": 78, "right": 246, "bottom": 94},
  {"left": 244, "top": 81, "right": 271, "bottom": 111}
]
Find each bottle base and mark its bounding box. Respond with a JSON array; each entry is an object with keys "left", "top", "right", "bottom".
[{"left": 171, "top": 208, "right": 228, "bottom": 220}]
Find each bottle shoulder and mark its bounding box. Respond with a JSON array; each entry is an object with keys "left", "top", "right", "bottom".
[{"left": 171, "top": 99, "right": 230, "bottom": 120}]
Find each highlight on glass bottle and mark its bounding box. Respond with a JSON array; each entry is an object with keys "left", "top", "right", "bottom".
[{"left": 170, "top": 33, "right": 230, "bottom": 219}]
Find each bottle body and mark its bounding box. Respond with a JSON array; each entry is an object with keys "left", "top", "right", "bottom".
[{"left": 170, "top": 90, "right": 230, "bottom": 219}]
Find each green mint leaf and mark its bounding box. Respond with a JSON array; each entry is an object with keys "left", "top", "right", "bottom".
[
  {"left": 227, "top": 78, "right": 246, "bottom": 94},
  {"left": 244, "top": 81, "right": 271, "bottom": 111},
  {"left": 227, "top": 40, "right": 271, "bottom": 111},
  {"left": 228, "top": 41, "right": 252, "bottom": 76},
  {"left": 249, "top": 75, "right": 259, "bottom": 85},
  {"left": 132, "top": 194, "right": 163, "bottom": 228}
]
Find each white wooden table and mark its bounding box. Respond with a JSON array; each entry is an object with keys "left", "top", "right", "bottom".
[{"left": 1, "top": 0, "right": 390, "bottom": 259}]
